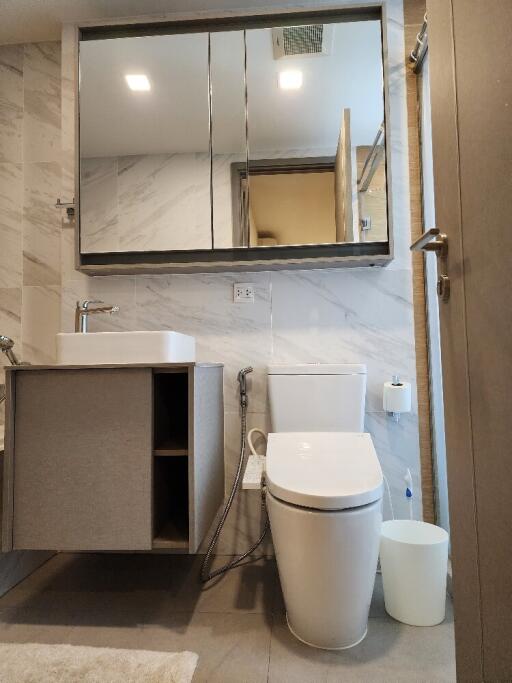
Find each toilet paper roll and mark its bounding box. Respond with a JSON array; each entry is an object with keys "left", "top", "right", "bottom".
[{"left": 383, "top": 381, "right": 411, "bottom": 414}]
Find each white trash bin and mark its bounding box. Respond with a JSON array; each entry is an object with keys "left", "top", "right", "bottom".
[{"left": 380, "top": 520, "right": 449, "bottom": 626}]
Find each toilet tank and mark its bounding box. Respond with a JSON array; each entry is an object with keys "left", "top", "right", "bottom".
[{"left": 268, "top": 364, "right": 367, "bottom": 432}]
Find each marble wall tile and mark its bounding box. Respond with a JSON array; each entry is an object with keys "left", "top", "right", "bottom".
[
  {"left": 212, "top": 153, "right": 244, "bottom": 249},
  {"left": 199, "top": 411, "right": 273, "bottom": 556},
  {"left": 0, "top": 45, "right": 23, "bottom": 164},
  {"left": 135, "top": 272, "right": 272, "bottom": 414},
  {"left": 23, "top": 161, "right": 61, "bottom": 286},
  {"left": 117, "top": 154, "right": 211, "bottom": 252},
  {"left": 365, "top": 411, "right": 423, "bottom": 521},
  {"left": 60, "top": 27, "right": 77, "bottom": 233},
  {"left": 60, "top": 225, "right": 85, "bottom": 283},
  {"left": 0, "top": 163, "right": 23, "bottom": 289},
  {"left": 80, "top": 158, "right": 119, "bottom": 253},
  {"left": 21, "top": 285, "right": 61, "bottom": 364},
  {"left": 23, "top": 43, "right": 61, "bottom": 164},
  {"left": 270, "top": 268, "right": 418, "bottom": 414},
  {"left": 81, "top": 153, "right": 228, "bottom": 253},
  {"left": 60, "top": 276, "right": 136, "bottom": 333}
]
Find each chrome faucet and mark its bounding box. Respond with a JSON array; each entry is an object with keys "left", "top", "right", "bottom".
[
  {"left": 75, "top": 300, "right": 120, "bottom": 333},
  {"left": 0, "top": 335, "right": 21, "bottom": 366}
]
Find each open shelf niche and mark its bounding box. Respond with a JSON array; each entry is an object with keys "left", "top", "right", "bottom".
[
  {"left": 152, "top": 369, "right": 190, "bottom": 549},
  {"left": 153, "top": 370, "right": 189, "bottom": 455}
]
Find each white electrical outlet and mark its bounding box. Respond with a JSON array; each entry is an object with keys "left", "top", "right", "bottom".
[{"left": 234, "top": 283, "right": 255, "bottom": 303}]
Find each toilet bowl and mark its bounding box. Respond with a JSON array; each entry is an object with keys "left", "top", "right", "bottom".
[{"left": 267, "top": 365, "right": 383, "bottom": 649}]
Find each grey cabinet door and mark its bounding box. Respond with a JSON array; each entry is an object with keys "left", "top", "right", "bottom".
[{"left": 12, "top": 368, "right": 152, "bottom": 551}]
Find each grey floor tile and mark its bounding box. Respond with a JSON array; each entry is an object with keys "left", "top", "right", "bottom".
[
  {"left": 0, "top": 554, "right": 68, "bottom": 608},
  {"left": 269, "top": 606, "right": 455, "bottom": 683},
  {"left": 164, "top": 555, "right": 278, "bottom": 617},
  {"left": 0, "top": 606, "right": 75, "bottom": 645},
  {"left": 369, "top": 574, "right": 387, "bottom": 618},
  {"left": 145, "top": 612, "right": 271, "bottom": 683},
  {"left": 66, "top": 614, "right": 149, "bottom": 651},
  {"left": 2, "top": 554, "right": 279, "bottom": 621},
  {"left": 0, "top": 554, "right": 455, "bottom": 683},
  {"left": 66, "top": 611, "right": 271, "bottom": 683}
]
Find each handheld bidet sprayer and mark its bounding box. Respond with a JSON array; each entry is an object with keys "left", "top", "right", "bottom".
[{"left": 237, "top": 366, "right": 253, "bottom": 408}]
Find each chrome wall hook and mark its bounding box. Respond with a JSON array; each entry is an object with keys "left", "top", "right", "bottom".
[{"left": 55, "top": 198, "right": 75, "bottom": 218}]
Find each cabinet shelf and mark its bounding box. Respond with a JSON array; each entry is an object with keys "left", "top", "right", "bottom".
[
  {"left": 153, "top": 436, "right": 188, "bottom": 457},
  {"left": 153, "top": 520, "right": 189, "bottom": 551},
  {"left": 153, "top": 448, "right": 188, "bottom": 457}
]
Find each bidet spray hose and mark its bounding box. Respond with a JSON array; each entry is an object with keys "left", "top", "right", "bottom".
[{"left": 200, "top": 367, "right": 269, "bottom": 583}]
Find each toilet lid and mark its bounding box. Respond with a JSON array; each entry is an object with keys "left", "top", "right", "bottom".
[{"left": 266, "top": 432, "right": 383, "bottom": 511}]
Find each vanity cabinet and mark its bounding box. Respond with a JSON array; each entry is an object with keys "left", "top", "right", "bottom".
[{"left": 1, "top": 363, "right": 223, "bottom": 554}]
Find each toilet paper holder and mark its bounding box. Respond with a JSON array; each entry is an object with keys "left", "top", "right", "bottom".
[{"left": 383, "top": 375, "right": 412, "bottom": 422}]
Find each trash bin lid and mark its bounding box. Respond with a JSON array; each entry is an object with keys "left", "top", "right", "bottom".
[{"left": 381, "top": 520, "right": 449, "bottom": 545}]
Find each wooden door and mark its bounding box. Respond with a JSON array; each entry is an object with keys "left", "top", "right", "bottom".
[
  {"left": 7, "top": 368, "right": 152, "bottom": 551},
  {"left": 427, "top": 1, "right": 512, "bottom": 679}
]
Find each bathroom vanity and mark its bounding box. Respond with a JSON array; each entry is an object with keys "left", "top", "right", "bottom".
[{"left": 1, "top": 363, "right": 223, "bottom": 554}]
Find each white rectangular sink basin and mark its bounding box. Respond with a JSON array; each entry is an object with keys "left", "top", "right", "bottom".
[{"left": 56, "top": 331, "right": 195, "bottom": 365}]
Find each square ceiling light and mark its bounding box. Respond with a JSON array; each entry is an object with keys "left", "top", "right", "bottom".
[
  {"left": 125, "top": 74, "right": 151, "bottom": 91},
  {"left": 278, "top": 69, "right": 303, "bottom": 90}
]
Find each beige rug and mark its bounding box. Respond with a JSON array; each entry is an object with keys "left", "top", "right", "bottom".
[{"left": 0, "top": 643, "right": 198, "bottom": 682}]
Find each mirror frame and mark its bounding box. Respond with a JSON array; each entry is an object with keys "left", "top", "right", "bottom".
[{"left": 75, "top": 5, "right": 394, "bottom": 274}]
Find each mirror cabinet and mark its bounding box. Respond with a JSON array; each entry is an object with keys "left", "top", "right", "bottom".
[{"left": 77, "top": 8, "right": 393, "bottom": 273}]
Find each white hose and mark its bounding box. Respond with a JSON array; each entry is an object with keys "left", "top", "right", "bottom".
[
  {"left": 383, "top": 473, "right": 395, "bottom": 521},
  {"left": 200, "top": 368, "right": 269, "bottom": 583},
  {"left": 247, "top": 428, "right": 267, "bottom": 456}
]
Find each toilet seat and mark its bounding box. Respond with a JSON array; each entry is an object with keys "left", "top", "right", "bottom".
[{"left": 266, "top": 432, "right": 383, "bottom": 511}]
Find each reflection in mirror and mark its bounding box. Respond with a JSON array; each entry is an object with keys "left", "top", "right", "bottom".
[
  {"left": 234, "top": 19, "right": 387, "bottom": 247},
  {"left": 210, "top": 30, "right": 248, "bottom": 249},
  {"left": 79, "top": 33, "right": 211, "bottom": 253}
]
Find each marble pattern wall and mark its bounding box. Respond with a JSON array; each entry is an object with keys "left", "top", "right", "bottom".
[
  {"left": 60, "top": 0, "right": 417, "bottom": 556},
  {"left": 0, "top": 41, "right": 61, "bottom": 594},
  {"left": 81, "top": 147, "right": 353, "bottom": 254},
  {"left": 81, "top": 154, "right": 214, "bottom": 253},
  {"left": 81, "top": 151, "right": 254, "bottom": 253}
]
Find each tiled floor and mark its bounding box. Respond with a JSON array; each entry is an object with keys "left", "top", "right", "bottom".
[{"left": 0, "top": 554, "right": 455, "bottom": 682}]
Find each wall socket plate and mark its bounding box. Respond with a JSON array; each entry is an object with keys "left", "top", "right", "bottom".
[{"left": 234, "top": 283, "right": 255, "bottom": 303}]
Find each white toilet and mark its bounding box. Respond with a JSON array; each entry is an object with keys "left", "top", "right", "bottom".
[{"left": 266, "top": 364, "right": 383, "bottom": 650}]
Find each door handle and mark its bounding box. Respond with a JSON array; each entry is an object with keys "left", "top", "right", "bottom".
[
  {"left": 410, "top": 228, "right": 450, "bottom": 302},
  {"left": 410, "top": 228, "right": 448, "bottom": 258}
]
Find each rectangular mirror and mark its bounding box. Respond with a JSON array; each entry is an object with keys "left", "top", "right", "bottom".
[
  {"left": 77, "top": 8, "right": 392, "bottom": 272},
  {"left": 79, "top": 32, "right": 211, "bottom": 253},
  {"left": 235, "top": 18, "right": 387, "bottom": 248}
]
